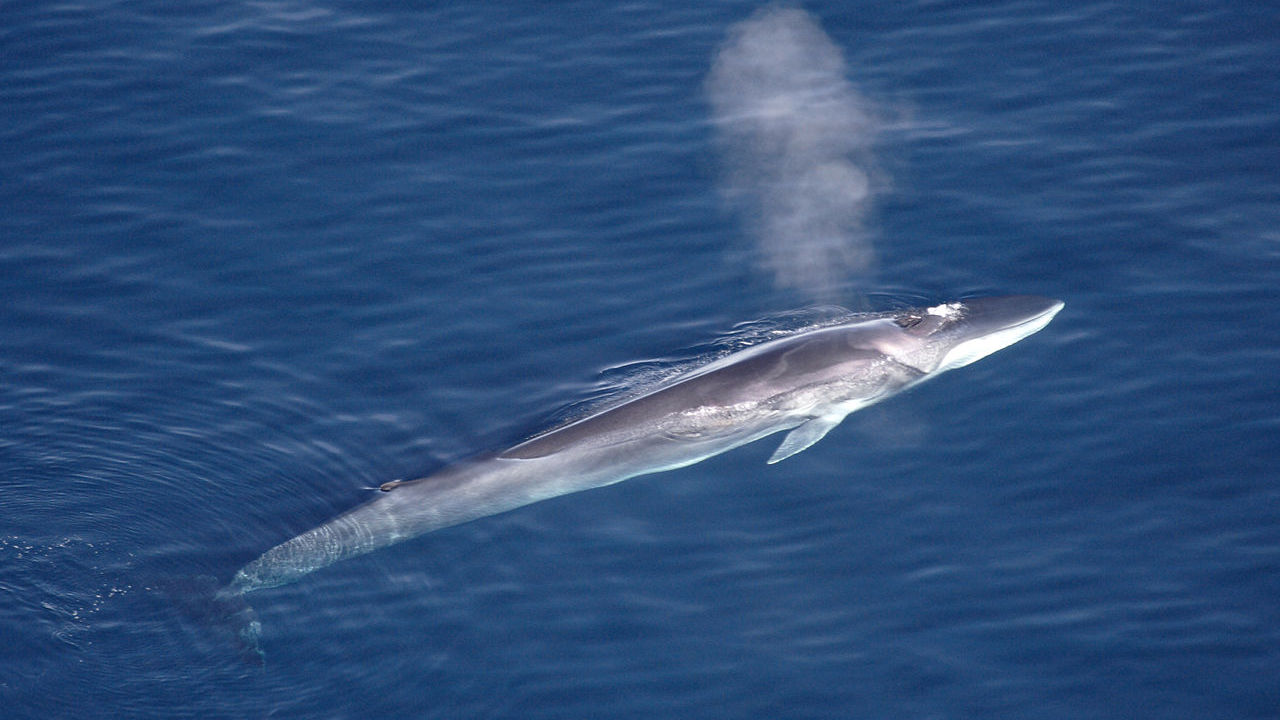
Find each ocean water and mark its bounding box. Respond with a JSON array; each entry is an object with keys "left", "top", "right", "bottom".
[{"left": 2, "top": 1, "right": 1278, "bottom": 718}]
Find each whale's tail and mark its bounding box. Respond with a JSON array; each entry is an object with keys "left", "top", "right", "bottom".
[
  {"left": 213, "top": 584, "right": 264, "bottom": 664},
  {"left": 157, "top": 575, "right": 265, "bottom": 666}
]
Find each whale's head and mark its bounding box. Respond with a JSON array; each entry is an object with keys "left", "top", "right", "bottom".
[{"left": 874, "top": 295, "right": 1064, "bottom": 376}]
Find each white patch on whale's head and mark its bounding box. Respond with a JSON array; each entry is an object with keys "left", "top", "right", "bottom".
[{"left": 926, "top": 302, "right": 963, "bottom": 320}]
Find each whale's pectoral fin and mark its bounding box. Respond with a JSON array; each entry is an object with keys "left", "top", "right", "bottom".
[{"left": 767, "top": 416, "right": 844, "bottom": 464}]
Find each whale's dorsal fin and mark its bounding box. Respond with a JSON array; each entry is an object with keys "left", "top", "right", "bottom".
[{"left": 767, "top": 416, "right": 844, "bottom": 464}]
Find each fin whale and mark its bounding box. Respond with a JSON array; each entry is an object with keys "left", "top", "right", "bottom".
[{"left": 231, "top": 296, "right": 1063, "bottom": 595}]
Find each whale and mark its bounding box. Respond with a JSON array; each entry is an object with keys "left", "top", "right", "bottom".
[{"left": 229, "top": 296, "right": 1062, "bottom": 595}]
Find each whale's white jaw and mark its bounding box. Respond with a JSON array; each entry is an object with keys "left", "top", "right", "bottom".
[{"left": 935, "top": 298, "right": 1064, "bottom": 373}]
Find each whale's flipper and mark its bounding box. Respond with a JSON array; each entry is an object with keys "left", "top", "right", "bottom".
[{"left": 768, "top": 416, "right": 843, "bottom": 464}]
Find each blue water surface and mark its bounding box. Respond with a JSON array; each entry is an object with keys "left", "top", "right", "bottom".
[{"left": 2, "top": 1, "right": 1278, "bottom": 718}]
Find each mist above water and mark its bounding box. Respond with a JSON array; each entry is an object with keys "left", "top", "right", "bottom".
[{"left": 706, "top": 7, "right": 884, "bottom": 300}]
